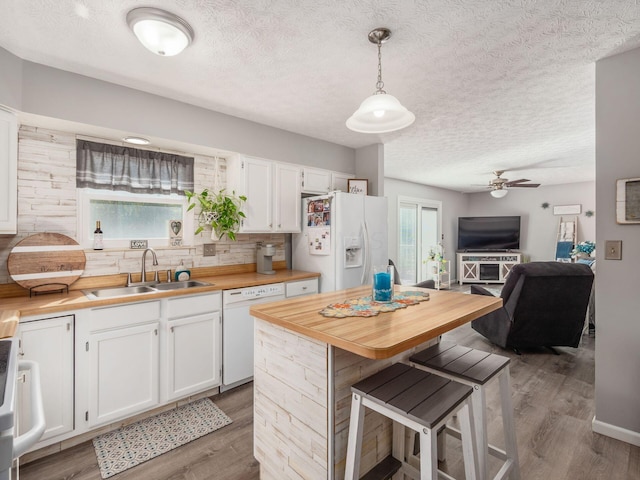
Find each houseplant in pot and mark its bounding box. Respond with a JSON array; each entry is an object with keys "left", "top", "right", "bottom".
[{"left": 185, "top": 188, "right": 247, "bottom": 240}]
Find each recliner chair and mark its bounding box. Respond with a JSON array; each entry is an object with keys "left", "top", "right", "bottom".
[{"left": 470, "top": 262, "right": 594, "bottom": 351}]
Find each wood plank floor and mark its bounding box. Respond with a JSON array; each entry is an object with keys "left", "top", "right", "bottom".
[{"left": 17, "top": 316, "right": 640, "bottom": 479}]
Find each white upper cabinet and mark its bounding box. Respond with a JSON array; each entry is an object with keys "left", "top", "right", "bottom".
[
  {"left": 0, "top": 108, "right": 17, "bottom": 234},
  {"left": 331, "top": 171, "right": 355, "bottom": 192},
  {"left": 228, "top": 155, "right": 301, "bottom": 233},
  {"left": 301, "top": 167, "right": 331, "bottom": 194},
  {"left": 274, "top": 162, "right": 301, "bottom": 232}
]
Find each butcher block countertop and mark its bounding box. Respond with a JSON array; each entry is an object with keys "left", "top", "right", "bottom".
[
  {"left": 0, "top": 268, "right": 319, "bottom": 337},
  {"left": 250, "top": 285, "right": 502, "bottom": 359}
]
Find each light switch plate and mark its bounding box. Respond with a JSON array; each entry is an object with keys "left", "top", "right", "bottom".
[
  {"left": 604, "top": 240, "right": 622, "bottom": 260},
  {"left": 203, "top": 243, "right": 216, "bottom": 256}
]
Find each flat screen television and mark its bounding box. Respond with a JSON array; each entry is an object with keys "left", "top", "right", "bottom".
[{"left": 457, "top": 216, "right": 521, "bottom": 251}]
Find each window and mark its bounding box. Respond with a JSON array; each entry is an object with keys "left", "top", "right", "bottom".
[
  {"left": 397, "top": 196, "right": 442, "bottom": 284},
  {"left": 77, "top": 189, "right": 193, "bottom": 249}
]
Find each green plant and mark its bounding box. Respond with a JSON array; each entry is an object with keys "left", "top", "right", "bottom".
[{"left": 185, "top": 189, "right": 247, "bottom": 240}]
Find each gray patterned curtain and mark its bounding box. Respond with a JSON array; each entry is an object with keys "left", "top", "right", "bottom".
[{"left": 76, "top": 140, "right": 194, "bottom": 195}]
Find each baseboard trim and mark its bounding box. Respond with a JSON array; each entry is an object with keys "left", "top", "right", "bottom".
[{"left": 592, "top": 416, "right": 640, "bottom": 447}]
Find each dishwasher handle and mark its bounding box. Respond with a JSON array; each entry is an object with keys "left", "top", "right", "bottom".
[{"left": 13, "top": 360, "right": 46, "bottom": 459}]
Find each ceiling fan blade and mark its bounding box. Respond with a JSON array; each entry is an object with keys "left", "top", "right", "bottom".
[
  {"left": 510, "top": 183, "right": 540, "bottom": 188},
  {"left": 505, "top": 178, "right": 529, "bottom": 185}
]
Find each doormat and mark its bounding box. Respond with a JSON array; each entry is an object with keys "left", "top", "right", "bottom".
[{"left": 92, "top": 398, "right": 232, "bottom": 478}]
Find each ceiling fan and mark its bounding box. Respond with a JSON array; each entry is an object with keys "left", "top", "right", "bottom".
[{"left": 487, "top": 170, "right": 540, "bottom": 198}]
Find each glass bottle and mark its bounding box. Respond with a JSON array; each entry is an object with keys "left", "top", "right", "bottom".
[{"left": 93, "top": 221, "right": 104, "bottom": 250}]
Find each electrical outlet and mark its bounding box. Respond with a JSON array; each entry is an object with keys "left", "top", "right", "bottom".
[
  {"left": 604, "top": 240, "right": 622, "bottom": 260},
  {"left": 203, "top": 243, "right": 216, "bottom": 257}
]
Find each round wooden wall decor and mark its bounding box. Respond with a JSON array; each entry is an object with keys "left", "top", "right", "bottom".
[{"left": 7, "top": 232, "right": 86, "bottom": 292}]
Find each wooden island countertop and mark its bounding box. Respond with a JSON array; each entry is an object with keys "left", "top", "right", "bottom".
[{"left": 250, "top": 284, "right": 502, "bottom": 359}]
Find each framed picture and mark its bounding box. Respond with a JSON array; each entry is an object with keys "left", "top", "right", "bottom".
[
  {"left": 616, "top": 177, "right": 640, "bottom": 224},
  {"left": 553, "top": 204, "right": 581, "bottom": 215},
  {"left": 348, "top": 179, "right": 368, "bottom": 196}
]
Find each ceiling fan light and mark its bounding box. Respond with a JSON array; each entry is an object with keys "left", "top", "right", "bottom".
[
  {"left": 490, "top": 188, "right": 508, "bottom": 198},
  {"left": 127, "top": 8, "right": 194, "bottom": 56},
  {"left": 346, "top": 93, "right": 415, "bottom": 133}
]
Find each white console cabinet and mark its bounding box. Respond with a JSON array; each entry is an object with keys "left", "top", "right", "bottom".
[{"left": 457, "top": 252, "right": 521, "bottom": 284}]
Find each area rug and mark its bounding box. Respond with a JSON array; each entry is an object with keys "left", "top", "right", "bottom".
[{"left": 92, "top": 398, "right": 232, "bottom": 478}]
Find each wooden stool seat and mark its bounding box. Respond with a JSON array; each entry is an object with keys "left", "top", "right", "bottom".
[
  {"left": 410, "top": 342, "right": 521, "bottom": 480},
  {"left": 345, "top": 363, "right": 479, "bottom": 480}
]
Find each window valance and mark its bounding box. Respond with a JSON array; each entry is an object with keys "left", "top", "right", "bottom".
[{"left": 76, "top": 140, "right": 194, "bottom": 195}]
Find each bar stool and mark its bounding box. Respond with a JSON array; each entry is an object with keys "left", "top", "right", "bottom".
[
  {"left": 410, "top": 342, "right": 520, "bottom": 480},
  {"left": 344, "top": 363, "right": 479, "bottom": 480}
]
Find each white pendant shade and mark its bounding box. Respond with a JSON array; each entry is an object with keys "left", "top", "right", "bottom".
[
  {"left": 490, "top": 188, "right": 508, "bottom": 198},
  {"left": 127, "top": 8, "right": 194, "bottom": 57},
  {"left": 346, "top": 93, "right": 415, "bottom": 133}
]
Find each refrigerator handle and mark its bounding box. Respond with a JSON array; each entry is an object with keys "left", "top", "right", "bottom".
[{"left": 360, "top": 220, "right": 371, "bottom": 285}]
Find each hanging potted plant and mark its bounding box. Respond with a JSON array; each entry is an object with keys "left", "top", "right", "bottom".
[{"left": 185, "top": 188, "right": 247, "bottom": 240}]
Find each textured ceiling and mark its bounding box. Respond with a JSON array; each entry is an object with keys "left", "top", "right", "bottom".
[{"left": 1, "top": 0, "right": 640, "bottom": 192}]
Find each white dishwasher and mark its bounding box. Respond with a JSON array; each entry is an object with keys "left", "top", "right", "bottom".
[{"left": 222, "top": 283, "right": 285, "bottom": 391}]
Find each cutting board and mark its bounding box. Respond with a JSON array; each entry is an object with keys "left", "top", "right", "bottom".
[{"left": 7, "top": 233, "right": 86, "bottom": 292}]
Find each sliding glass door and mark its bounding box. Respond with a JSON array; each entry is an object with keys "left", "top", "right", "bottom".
[{"left": 397, "top": 197, "right": 442, "bottom": 284}]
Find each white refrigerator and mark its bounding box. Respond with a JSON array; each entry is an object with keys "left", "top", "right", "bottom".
[{"left": 292, "top": 192, "right": 388, "bottom": 293}]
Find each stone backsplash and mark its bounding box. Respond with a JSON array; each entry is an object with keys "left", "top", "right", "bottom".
[{"left": 0, "top": 125, "right": 285, "bottom": 285}]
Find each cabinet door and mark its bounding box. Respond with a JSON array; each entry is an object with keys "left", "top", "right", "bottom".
[
  {"left": 331, "top": 171, "right": 354, "bottom": 192},
  {"left": 18, "top": 315, "right": 74, "bottom": 442},
  {"left": 165, "top": 312, "right": 221, "bottom": 401},
  {"left": 274, "top": 163, "right": 301, "bottom": 232},
  {"left": 0, "top": 108, "right": 17, "bottom": 234},
  {"left": 241, "top": 156, "right": 273, "bottom": 232},
  {"left": 88, "top": 323, "right": 159, "bottom": 427},
  {"left": 302, "top": 167, "right": 331, "bottom": 194}
]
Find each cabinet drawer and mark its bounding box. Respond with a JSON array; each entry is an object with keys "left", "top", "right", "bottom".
[
  {"left": 286, "top": 279, "right": 318, "bottom": 298},
  {"left": 166, "top": 292, "right": 221, "bottom": 318},
  {"left": 90, "top": 300, "right": 161, "bottom": 331}
]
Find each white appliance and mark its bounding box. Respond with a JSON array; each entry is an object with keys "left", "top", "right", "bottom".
[
  {"left": 221, "top": 283, "right": 285, "bottom": 391},
  {"left": 0, "top": 339, "right": 45, "bottom": 480},
  {"left": 293, "top": 192, "right": 388, "bottom": 293}
]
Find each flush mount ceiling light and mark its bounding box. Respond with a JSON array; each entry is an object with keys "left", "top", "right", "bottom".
[
  {"left": 490, "top": 186, "right": 508, "bottom": 198},
  {"left": 346, "top": 27, "right": 415, "bottom": 134},
  {"left": 126, "top": 7, "right": 194, "bottom": 56},
  {"left": 123, "top": 136, "right": 150, "bottom": 145}
]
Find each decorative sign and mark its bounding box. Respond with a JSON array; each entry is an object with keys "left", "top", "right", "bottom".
[
  {"left": 616, "top": 178, "right": 640, "bottom": 224},
  {"left": 348, "top": 179, "right": 368, "bottom": 196},
  {"left": 130, "top": 239, "right": 148, "bottom": 249},
  {"left": 169, "top": 219, "right": 183, "bottom": 247},
  {"left": 553, "top": 204, "right": 581, "bottom": 215}
]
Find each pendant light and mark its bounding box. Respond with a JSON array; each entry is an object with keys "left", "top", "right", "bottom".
[
  {"left": 346, "top": 28, "right": 415, "bottom": 134},
  {"left": 127, "top": 7, "right": 194, "bottom": 57}
]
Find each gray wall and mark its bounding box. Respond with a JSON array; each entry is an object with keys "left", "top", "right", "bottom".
[
  {"left": 0, "top": 48, "right": 355, "bottom": 172},
  {"left": 466, "top": 182, "right": 595, "bottom": 262},
  {"left": 594, "top": 46, "right": 640, "bottom": 443},
  {"left": 356, "top": 144, "right": 384, "bottom": 196}
]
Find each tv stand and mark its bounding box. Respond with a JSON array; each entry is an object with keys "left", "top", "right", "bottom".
[{"left": 457, "top": 252, "right": 522, "bottom": 284}]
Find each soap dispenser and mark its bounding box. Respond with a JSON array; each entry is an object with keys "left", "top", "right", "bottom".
[{"left": 174, "top": 260, "right": 191, "bottom": 282}]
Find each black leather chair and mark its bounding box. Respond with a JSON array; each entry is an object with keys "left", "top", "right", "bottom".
[
  {"left": 388, "top": 259, "right": 402, "bottom": 285},
  {"left": 470, "top": 262, "right": 594, "bottom": 351}
]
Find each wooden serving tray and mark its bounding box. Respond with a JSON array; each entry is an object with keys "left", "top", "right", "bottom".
[{"left": 7, "top": 232, "right": 86, "bottom": 292}]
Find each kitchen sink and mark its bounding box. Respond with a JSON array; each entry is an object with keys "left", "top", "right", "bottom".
[
  {"left": 84, "top": 285, "right": 156, "bottom": 299},
  {"left": 151, "top": 280, "right": 211, "bottom": 290},
  {"left": 84, "top": 280, "right": 212, "bottom": 299}
]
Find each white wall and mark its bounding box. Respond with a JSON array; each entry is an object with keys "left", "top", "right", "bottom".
[
  {"left": 384, "top": 178, "right": 469, "bottom": 280},
  {"left": 466, "top": 182, "right": 595, "bottom": 261},
  {"left": 593, "top": 46, "right": 640, "bottom": 445},
  {"left": 0, "top": 47, "right": 22, "bottom": 108}
]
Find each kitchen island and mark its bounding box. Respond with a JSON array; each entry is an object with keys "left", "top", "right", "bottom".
[{"left": 250, "top": 285, "right": 502, "bottom": 480}]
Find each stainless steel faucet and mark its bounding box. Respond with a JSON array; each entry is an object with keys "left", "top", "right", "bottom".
[{"left": 140, "top": 248, "right": 158, "bottom": 283}]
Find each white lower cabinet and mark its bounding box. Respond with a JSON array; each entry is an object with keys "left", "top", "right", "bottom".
[
  {"left": 88, "top": 322, "right": 159, "bottom": 427},
  {"left": 164, "top": 292, "right": 222, "bottom": 402},
  {"left": 17, "top": 315, "right": 74, "bottom": 444}
]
